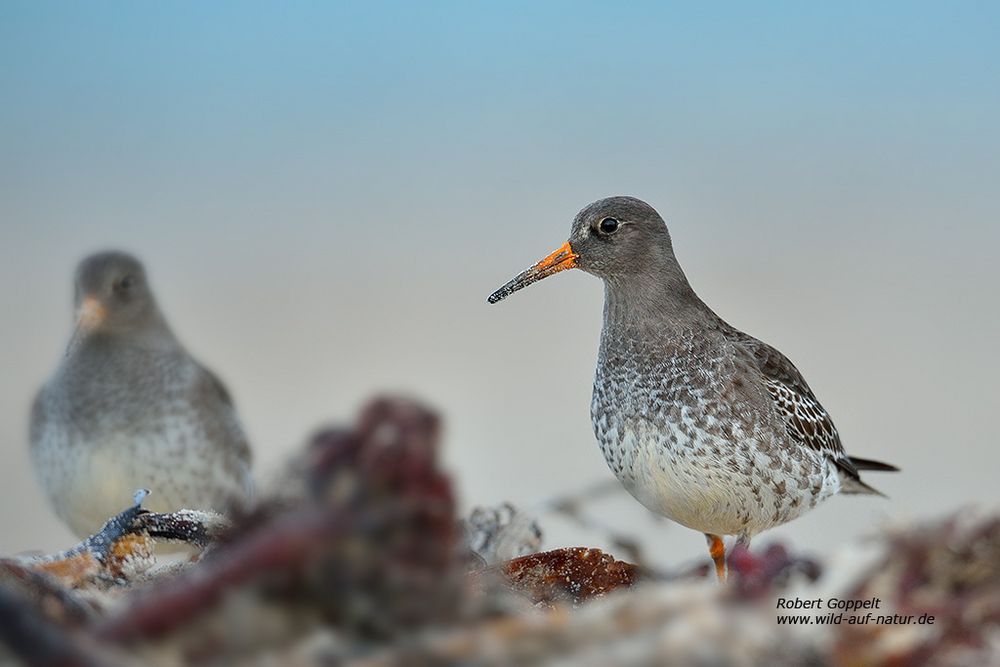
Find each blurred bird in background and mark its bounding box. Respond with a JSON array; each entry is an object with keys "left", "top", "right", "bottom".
[{"left": 30, "top": 251, "right": 253, "bottom": 538}]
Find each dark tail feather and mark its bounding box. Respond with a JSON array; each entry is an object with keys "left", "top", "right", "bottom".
[
  {"left": 840, "top": 476, "right": 888, "bottom": 497},
  {"left": 848, "top": 456, "right": 899, "bottom": 472}
]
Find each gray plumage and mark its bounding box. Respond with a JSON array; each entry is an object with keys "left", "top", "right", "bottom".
[
  {"left": 31, "top": 251, "right": 252, "bottom": 538},
  {"left": 489, "top": 196, "right": 896, "bottom": 560}
]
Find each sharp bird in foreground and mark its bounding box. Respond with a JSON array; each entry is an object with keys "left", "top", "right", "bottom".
[{"left": 488, "top": 197, "right": 897, "bottom": 579}]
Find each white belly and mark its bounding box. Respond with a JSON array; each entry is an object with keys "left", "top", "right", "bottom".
[{"left": 593, "top": 411, "right": 840, "bottom": 538}]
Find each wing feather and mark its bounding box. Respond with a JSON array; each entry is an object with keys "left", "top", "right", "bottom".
[{"left": 723, "top": 328, "right": 861, "bottom": 480}]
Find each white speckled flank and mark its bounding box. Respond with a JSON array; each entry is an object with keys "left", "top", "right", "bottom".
[{"left": 592, "top": 327, "right": 840, "bottom": 541}]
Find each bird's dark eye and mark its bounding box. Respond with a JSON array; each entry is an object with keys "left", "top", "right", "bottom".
[
  {"left": 118, "top": 275, "right": 134, "bottom": 291},
  {"left": 599, "top": 217, "right": 621, "bottom": 235}
]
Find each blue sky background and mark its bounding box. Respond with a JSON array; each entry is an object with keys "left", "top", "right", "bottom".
[{"left": 1, "top": 2, "right": 998, "bottom": 558}]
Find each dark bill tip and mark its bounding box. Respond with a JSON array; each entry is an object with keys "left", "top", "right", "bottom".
[{"left": 486, "top": 241, "right": 577, "bottom": 305}]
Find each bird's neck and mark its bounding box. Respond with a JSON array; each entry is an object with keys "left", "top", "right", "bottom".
[
  {"left": 601, "top": 263, "right": 712, "bottom": 341},
  {"left": 69, "top": 316, "right": 180, "bottom": 362}
]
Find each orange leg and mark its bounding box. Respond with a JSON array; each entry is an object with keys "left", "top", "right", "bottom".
[{"left": 705, "top": 533, "right": 727, "bottom": 582}]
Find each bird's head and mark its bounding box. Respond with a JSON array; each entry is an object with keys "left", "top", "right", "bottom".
[
  {"left": 487, "top": 196, "right": 676, "bottom": 303},
  {"left": 68, "top": 251, "right": 160, "bottom": 352}
]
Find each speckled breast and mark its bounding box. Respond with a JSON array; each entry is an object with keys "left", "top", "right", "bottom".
[{"left": 31, "top": 348, "right": 246, "bottom": 538}]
